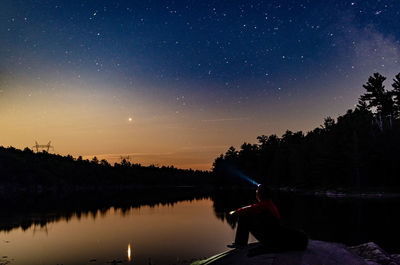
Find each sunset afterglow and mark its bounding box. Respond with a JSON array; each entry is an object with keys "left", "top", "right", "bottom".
[{"left": 1, "top": 1, "right": 399, "bottom": 169}]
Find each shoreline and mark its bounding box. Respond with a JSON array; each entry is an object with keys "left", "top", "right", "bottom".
[{"left": 276, "top": 186, "right": 400, "bottom": 199}]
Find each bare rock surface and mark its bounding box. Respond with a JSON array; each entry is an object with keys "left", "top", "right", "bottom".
[
  {"left": 349, "top": 242, "right": 399, "bottom": 265},
  {"left": 391, "top": 254, "right": 400, "bottom": 264},
  {"left": 191, "top": 240, "right": 368, "bottom": 265}
]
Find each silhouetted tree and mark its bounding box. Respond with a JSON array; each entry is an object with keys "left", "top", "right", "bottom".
[
  {"left": 100, "top": 159, "right": 111, "bottom": 167},
  {"left": 322, "top": 117, "right": 335, "bottom": 131},
  {"left": 360, "top": 73, "right": 387, "bottom": 112},
  {"left": 360, "top": 73, "right": 395, "bottom": 129},
  {"left": 0, "top": 145, "right": 212, "bottom": 192},
  {"left": 356, "top": 99, "right": 369, "bottom": 112},
  {"left": 120, "top": 158, "right": 131, "bottom": 167},
  {"left": 225, "top": 146, "right": 238, "bottom": 159},
  {"left": 91, "top": 156, "right": 99, "bottom": 164},
  {"left": 392, "top": 73, "right": 400, "bottom": 118},
  {"left": 257, "top": 135, "right": 269, "bottom": 147},
  {"left": 23, "top": 147, "right": 33, "bottom": 154},
  {"left": 213, "top": 73, "right": 400, "bottom": 189}
]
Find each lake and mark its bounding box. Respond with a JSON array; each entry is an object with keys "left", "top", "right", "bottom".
[
  {"left": 1, "top": 190, "right": 400, "bottom": 265},
  {"left": 0, "top": 198, "right": 240, "bottom": 265}
]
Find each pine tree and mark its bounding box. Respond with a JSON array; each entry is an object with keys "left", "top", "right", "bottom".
[
  {"left": 356, "top": 99, "right": 368, "bottom": 112},
  {"left": 392, "top": 73, "right": 400, "bottom": 118},
  {"left": 359, "top": 73, "right": 395, "bottom": 129},
  {"left": 359, "top": 72, "right": 387, "bottom": 113}
]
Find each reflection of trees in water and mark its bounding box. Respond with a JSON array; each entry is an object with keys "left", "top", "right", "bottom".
[
  {"left": 281, "top": 194, "right": 400, "bottom": 253},
  {"left": 5, "top": 187, "right": 400, "bottom": 253},
  {"left": 0, "top": 187, "right": 210, "bottom": 232},
  {"left": 211, "top": 188, "right": 256, "bottom": 229},
  {"left": 210, "top": 190, "right": 400, "bottom": 253}
]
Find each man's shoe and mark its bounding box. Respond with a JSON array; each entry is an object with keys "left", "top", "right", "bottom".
[{"left": 227, "top": 243, "right": 247, "bottom": 249}]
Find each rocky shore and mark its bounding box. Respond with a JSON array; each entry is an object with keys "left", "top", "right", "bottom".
[
  {"left": 349, "top": 242, "right": 400, "bottom": 265},
  {"left": 190, "top": 240, "right": 400, "bottom": 265}
]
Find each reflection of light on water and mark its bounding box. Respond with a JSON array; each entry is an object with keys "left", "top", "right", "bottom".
[{"left": 127, "top": 243, "right": 132, "bottom": 262}]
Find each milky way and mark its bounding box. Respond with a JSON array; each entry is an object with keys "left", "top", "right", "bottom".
[{"left": 1, "top": 1, "right": 399, "bottom": 169}]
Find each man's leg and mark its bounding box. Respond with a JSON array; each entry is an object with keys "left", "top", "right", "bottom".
[{"left": 233, "top": 215, "right": 251, "bottom": 246}]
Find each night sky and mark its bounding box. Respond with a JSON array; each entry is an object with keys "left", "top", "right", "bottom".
[{"left": 1, "top": 0, "right": 399, "bottom": 170}]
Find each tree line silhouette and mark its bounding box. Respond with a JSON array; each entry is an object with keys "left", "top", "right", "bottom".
[
  {"left": 0, "top": 147, "right": 213, "bottom": 231},
  {"left": 213, "top": 72, "right": 400, "bottom": 190},
  {"left": 0, "top": 146, "right": 213, "bottom": 197},
  {"left": 1, "top": 72, "right": 400, "bottom": 195}
]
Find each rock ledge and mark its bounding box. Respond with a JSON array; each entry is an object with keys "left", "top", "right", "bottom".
[{"left": 191, "top": 240, "right": 399, "bottom": 265}]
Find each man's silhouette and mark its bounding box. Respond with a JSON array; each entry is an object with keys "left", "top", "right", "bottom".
[{"left": 228, "top": 184, "right": 308, "bottom": 254}]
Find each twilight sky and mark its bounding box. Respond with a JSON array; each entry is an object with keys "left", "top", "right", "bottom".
[{"left": 1, "top": 0, "right": 399, "bottom": 170}]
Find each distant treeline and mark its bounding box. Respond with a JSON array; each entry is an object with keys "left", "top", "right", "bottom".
[
  {"left": 0, "top": 146, "right": 213, "bottom": 194},
  {"left": 213, "top": 72, "right": 400, "bottom": 190},
  {"left": 2, "top": 72, "right": 400, "bottom": 193}
]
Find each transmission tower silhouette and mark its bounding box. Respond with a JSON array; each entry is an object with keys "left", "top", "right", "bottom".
[
  {"left": 32, "top": 141, "right": 54, "bottom": 152},
  {"left": 120, "top": 155, "right": 131, "bottom": 162}
]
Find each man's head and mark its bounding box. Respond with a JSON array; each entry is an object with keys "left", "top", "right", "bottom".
[{"left": 256, "top": 184, "right": 272, "bottom": 201}]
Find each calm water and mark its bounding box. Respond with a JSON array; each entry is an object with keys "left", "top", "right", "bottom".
[
  {"left": 0, "top": 199, "right": 241, "bottom": 265},
  {"left": 2, "top": 191, "right": 400, "bottom": 265},
  {"left": 213, "top": 190, "right": 400, "bottom": 253}
]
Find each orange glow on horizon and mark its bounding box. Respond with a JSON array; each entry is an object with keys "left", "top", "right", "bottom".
[{"left": 0, "top": 77, "right": 333, "bottom": 170}]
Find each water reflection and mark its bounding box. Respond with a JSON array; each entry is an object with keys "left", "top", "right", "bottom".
[
  {"left": 127, "top": 243, "right": 132, "bottom": 262},
  {"left": 0, "top": 198, "right": 234, "bottom": 265},
  {"left": 2, "top": 188, "right": 400, "bottom": 265},
  {"left": 211, "top": 189, "right": 400, "bottom": 253},
  {"left": 0, "top": 187, "right": 211, "bottom": 232}
]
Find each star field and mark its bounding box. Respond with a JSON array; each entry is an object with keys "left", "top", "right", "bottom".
[{"left": 1, "top": 0, "right": 400, "bottom": 169}]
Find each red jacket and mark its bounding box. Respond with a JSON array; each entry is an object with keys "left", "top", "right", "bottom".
[{"left": 236, "top": 199, "right": 280, "bottom": 220}]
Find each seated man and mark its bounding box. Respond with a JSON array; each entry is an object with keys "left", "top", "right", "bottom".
[{"left": 228, "top": 184, "right": 308, "bottom": 253}]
